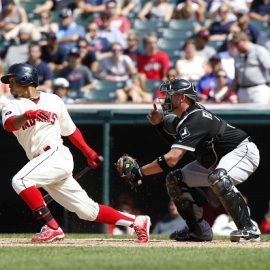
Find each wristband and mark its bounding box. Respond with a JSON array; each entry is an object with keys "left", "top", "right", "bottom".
[{"left": 157, "top": 155, "right": 171, "bottom": 172}]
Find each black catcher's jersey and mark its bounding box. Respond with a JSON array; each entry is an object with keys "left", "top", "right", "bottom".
[{"left": 171, "top": 104, "right": 248, "bottom": 168}]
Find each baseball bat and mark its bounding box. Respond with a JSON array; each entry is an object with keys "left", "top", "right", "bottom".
[{"left": 44, "top": 156, "right": 104, "bottom": 205}]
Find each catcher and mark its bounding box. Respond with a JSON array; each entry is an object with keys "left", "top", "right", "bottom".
[{"left": 117, "top": 78, "right": 260, "bottom": 242}]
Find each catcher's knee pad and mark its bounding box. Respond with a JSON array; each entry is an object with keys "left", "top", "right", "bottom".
[
  {"left": 208, "top": 168, "right": 233, "bottom": 196},
  {"left": 166, "top": 169, "right": 186, "bottom": 201}
]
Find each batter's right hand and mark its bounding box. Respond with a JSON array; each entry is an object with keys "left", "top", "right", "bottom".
[
  {"left": 147, "top": 104, "right": 164, "bottom": 125},
  {"left": 24, "top": 109, "right": 49, "bottom": 122},
  {"left": 85, "top": 149, "right": 103, "bottom": 169}
]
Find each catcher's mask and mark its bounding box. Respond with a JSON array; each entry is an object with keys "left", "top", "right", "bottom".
[{"left": 159, "top": 79, "right": 198, "bottom": 112}]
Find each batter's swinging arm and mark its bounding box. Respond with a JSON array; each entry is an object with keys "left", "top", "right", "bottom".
[{"left": 44, "top": 156, "right": 103, "bottom": 204}]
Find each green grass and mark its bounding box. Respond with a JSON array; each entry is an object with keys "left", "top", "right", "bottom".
[{"left": 0, "top": 234, "right": 270, "bottom": 270}]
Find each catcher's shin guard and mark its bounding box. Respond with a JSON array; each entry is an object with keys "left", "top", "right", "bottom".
[
  {"left": 166, "top": 169, "right": 212, "bottom": 240},
  {"left": 208, "top": 169, "right": 255, "bottom": 232}
]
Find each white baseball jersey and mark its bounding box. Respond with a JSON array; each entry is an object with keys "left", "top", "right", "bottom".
[{"left": 2, "top": 92, "right": 76, "bottom": 160}]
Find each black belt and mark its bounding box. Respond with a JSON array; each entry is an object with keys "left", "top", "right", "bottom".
[{"left": 239, "top": 83, "right": 267, "bottom": 88}]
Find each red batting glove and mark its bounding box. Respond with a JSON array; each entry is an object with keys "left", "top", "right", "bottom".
[
  {"left": 24, "top": 110, "right": 49, "bottom": 122},
  {"left": 84, "top": 148, "right": 103, "bottom": 169}
]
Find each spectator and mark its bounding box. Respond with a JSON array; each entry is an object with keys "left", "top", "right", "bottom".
[
  {"left": 137, "top": 33, "right": 169, "bottom": 80},
  {"left": 85, "top": 22, "right": 111, "bottom": 60},
  {"left": 172, "top": 0, "right": 206, "bottom": 22},
  {"left": 119, "top": 0, "right": 142, "bottom": 19},
  {"left": 108, "top": 193, "right": 140, "bottom": 235},
  {"left": 33, "top": 0, "right": 54, "bottom": 14},
  {"left": 93, "top": 0, "right": 131, "bottom": 34},
  {"left": 35, "top": 11, "right": 59, "bottom": 40},
  {"left": 59, "top": 47, "right": 94, "bottom": 96},
  {"left": 4, "top": 25, "right": 33, "bottom": 69},
  {"left": 53, "top": 77, "right": 74, "bottom": 104},
  {"left": 0, "top": 0, "right": 27, "bottom": 34},
  {"left": 233, "top": 9, "right": 260, "bottom": 43},
  {"left": 74, "top": 0, "right": 107, "bottom": 16},
  {"left": 195, "top": 30, "right": 217, "bottom": 61},
  {"left": 257, "top": 15, "right": 270, "bottom": 52},
  {"left": 97, "top": 12, "right": 127, "bottom": 49},
  {"left": 208, "top": 4, "right": 235, "bottom": 41},
  {"left": 152, "top": 200, "right": 188, "bottom": 235},
  {"left": 199, "top": 69, "right": 238, "bottom": 104},
  {"left": 27, "top": 42, "right": 53, "bottom": 92},
  {"left": 138, "top": 0, "right": 174, "bottom": 22},
  {"left": 259, "top": 200, "right": 270, "bottom": 234},
  {"left": 96, "top": 42, "right": 136, "bottom": 81},
  {"left": 208, "top": 0, "right": 251, "bottom": 20},
  {"left": 196, "top": 54, "right": 223, "bottom": 96},
  {"left": 124, "top": 31, "right": 144, "bottom": 66},
  {"left": 55, "top": 8, "right": 85, "bottom": 51},
  {"left": 41, "top": 32, "right": 68, "bottom": 73},
  {"left": 115, "top": 73, "right": 153, "bottom": 103},
  {"left": 232, "top": 31, "right": 270, "bottom": 104},
  {"left": 250, "top": 0, "right": 270, "bottom": 22},
  {"left": 0, "top": 60, "right": 12, "bottom": 104},
  {"left": 76, "top": 37, "right": 98, "bottom": 73},
  {"left": 219, "top": 37, "right": 238, "bottom": 80},
  {"left": 175, "top": 39, "right": 206, "bottom": 82}
]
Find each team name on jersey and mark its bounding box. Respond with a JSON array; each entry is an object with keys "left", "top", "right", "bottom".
[{"left": 22, "top": 111, "right": 57, "bottom": 130}]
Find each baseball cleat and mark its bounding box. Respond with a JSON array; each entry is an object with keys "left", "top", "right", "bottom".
[
  {"left": 170, "top": 227, "right": 213, "bottom": 242},
  {"left": 31, "top": 225, "right": 65, "bottom": 242},
  {"left": 230, "top": 224, "right": 260, "bottom": 242},
  {"left": 230, "top": 230, "right": 260, "bottom": 242},
  {"left": 133, "top": 215, "right": 151, "bottom": 244}
]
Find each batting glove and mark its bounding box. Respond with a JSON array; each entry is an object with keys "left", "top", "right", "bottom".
[
  {"left": 85, "top": 148, "right": 103, "bottom": 169},
  {"left": 24, "top": 110, "right": 49, "bottom": 122}
]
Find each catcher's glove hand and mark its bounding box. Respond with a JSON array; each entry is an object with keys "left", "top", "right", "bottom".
[{"left": 116, "top": 154, "right": 143, "bottom": 190}]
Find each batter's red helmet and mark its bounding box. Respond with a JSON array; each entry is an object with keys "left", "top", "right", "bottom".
[{"left": 1, "top": 63, "right": 39, "bottom": 87}]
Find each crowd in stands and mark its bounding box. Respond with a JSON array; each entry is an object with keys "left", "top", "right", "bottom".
[{"left": 1, "top": 0, "right": 270, "bottom": 104}]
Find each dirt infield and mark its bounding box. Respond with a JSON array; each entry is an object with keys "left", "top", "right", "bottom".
[{"left": 0, "top": 238, "right": 270, "bottom": 248}]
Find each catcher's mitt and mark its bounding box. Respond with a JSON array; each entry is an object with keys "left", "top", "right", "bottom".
[{"left": 116, "top": 154, "right": 143, "bottom": 189}]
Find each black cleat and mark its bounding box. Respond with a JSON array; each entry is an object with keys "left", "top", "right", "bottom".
[
  {"left": 170, "top": 227, "right": 213, "bottom": 242},
  {"left": 230, "top": 225, "right": 260, "bottom": 242}
]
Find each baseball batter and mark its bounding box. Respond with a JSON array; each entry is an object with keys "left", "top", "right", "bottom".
[
  {"left": 118, "top": 78, "right": 260, "bottom": 242},
  {"left": 1, "top": 63, "right": 150, "bottom": 243}
]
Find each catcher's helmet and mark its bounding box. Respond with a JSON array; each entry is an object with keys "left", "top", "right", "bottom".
[
  {"left": 159, "top": 79, "right": 198, "bottom": 112},
  {"left": 1, "top": 63, "right": 39, "bottom": 87}
]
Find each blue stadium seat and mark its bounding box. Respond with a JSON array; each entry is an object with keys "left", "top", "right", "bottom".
[
  {"left": 93, "top": 80, "right": 125, "bottom": 91},
  {"left": 83, "top": 89, "right": 116, "bottom": 102},
  {"left": 157, "top": 38, "right": 183, "bottom": 51},
  {"left": 162, "top": 28, "right": 193, "bottom": 40},
  {"left": 168, "top": 19, "right": 195, "bottom": 30}
]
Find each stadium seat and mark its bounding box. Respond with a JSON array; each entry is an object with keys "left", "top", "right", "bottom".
[
  {"left": 93, "top": 80, "right": 125, "bottom": 91},
  {"left": 145, "top": 80, "right": 161, "bottom": 94},
  {"left": 168, "top": 19, "right": 195, "bottom": 30},
  {"left": 208, "top": 40, "right": 223, "bottom": 50},
  {"left": 162, "top": 28, "right": 193, "bottom": 40},
  {"left": 250, "top": 20, "right": 268, "bottom": 31},
  {"left": 157, "top": 38, "right": 183, "bottom": 51},
  {"left": 83, "top": 89, "right": 116, "bottom": 102}
]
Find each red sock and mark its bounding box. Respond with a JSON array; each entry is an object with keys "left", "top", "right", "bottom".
[
  {"left": 19, "top": 186, "right": 59, "bottom": 230},
  {"left": 95, "top": 205, "right": 135, "bottom": 227}
]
